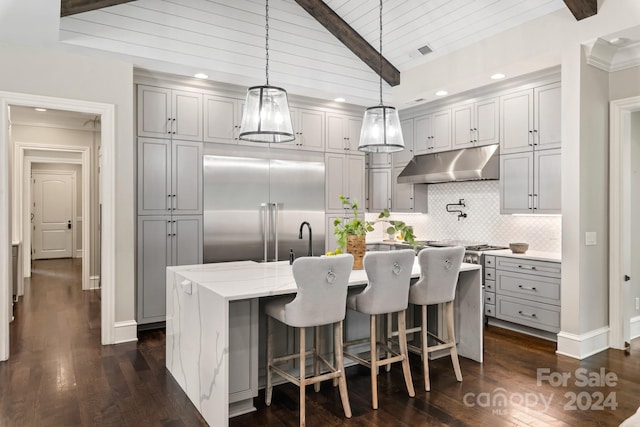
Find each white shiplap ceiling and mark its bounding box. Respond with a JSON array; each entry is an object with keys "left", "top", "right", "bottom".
[{"left": 59, "top": 0, "right": 567, "bottom": 106}]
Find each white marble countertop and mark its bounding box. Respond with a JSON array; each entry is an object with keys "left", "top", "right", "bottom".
[
  {"left": 484, "top": 249, "right": 561, "bottom": 263},
  {"left": 169, "top": 258, "right": 481, "bottom": 301}
]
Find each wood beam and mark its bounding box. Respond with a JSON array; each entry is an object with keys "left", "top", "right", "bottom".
[
  {"left": 562, "top": 0, "right": 597, "bottom": 21},
  {"left": 294, "top": 0, "right": 400, "bottom": 87},
  {"left": 61, "top": 0, "right": 135, "bottom": 17}
]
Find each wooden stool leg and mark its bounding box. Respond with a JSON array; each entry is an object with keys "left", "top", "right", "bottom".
[
  {"left": 266, "top": 316, "right": 273, "bottom": 406},
  {"left": 398, "top": 310, "right": 415, "bottom": 397},
  {"left": 447, "top": 301, "right": 463, "bottom": 382},
  {"left": 385, "top": 313, "right": 392, "bottom": 372},
  {"left": 314, "top": 326, "right": 321, "bottom": 392},
  {"left": 299, "top": 327, "right": 306, "bottom": 427},
  {"left": 370, "top": 314, "right": 378, "bottom": 409},
  {"left": 421, "top": 305, "right": 430, "bottom": 391},
  {"left": 334, "top": 321, "right": 352, "bottom": 418}
]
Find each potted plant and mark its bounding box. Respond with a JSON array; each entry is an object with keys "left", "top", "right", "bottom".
[{"left": 332, "top": 195, "right": 417, "bottom": 269}]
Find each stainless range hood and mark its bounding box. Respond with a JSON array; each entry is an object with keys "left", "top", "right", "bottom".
[{"left": 397, "top": 144, "right": 500, "bottom": 184}]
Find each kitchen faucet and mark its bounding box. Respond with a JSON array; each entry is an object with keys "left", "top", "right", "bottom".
[{"left": 298, "top": 221, "right": 313, "bottom": 256}]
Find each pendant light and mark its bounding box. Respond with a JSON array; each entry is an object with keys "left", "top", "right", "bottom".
[
  {"left": 239, "top": 0, "right": 294, "bottom": 143},
  {"left": 358, "top": 0, "right": 404, "bottom": 153}
]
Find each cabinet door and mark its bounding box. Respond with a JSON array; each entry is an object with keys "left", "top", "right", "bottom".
[
  {"left": 452, "top": 103, "right": 474, "bottom": 149},
  {"left": 534, "top": 149, "right": 561, "bottom": 214},
  {"left": 393, "top": 118, "right": 414, "bottom": 167},
  {"left": 172, "top": 140, "right": 202, "bottom": 214},
  {"left": 500, "top": 152, "right": 534, "bottom": 214},
  {"left": 346, "top": 115, "right": 363, "bottom": 152},
  {"left": 476, "top": 96, "right": 499, "bottom": 146},
  {"left": 137, "top": 85, "right": 171, "bottom": 138},
  {"left": 137, "top": 216, "right": 172, "bottom": 324},
  {"left": 297, "top": 108, "right": 325, "bottom": 151},
  {"left": 326, "top": 113, "right": 347, "bottom": 152},
  {"left": 347, "top": 155, "right": 365, "bottom": 207},
  {"left": 367, "top": 152, "right": 392, "bottom": 168},
  {"left": 413, "top": 114, "right": 430, "bottom": 154},
  {"left": 431, "top": 109, "right": 452, "bottom": 152},
  {"left": 172, "top": 216, "right": 203, "bottom": 266},
  {"left": 204, "top": 95, "right": 239, "bottom": 144},
  {"left": 368, "top": 168, "right": 391, "bottom": 212},
  {"left": 229, "top": 299, "right": 259, "bottom": 403},
  {"left": 138, "top": 138, "right": 171, "bottom": 215},
  {"left": 535, "top": 82, "right": 561, "bottom": 150},
  {"left": 325, "top": 153, "right": 346, "bottom": 211},
  {"left": 392, "top": 166, "right": 413, "bottom": 212},
  {"left": 326, "top": 214, "right": 346, "bottom": 253},
  {"left": 501, "top": 89, "right": 534, "bottom": 154},
  {"left": 171, "top": 90, "right": 202, "bottom": 141}
]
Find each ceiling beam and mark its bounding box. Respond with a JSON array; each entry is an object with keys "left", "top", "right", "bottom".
[
  {"left": 294, "top": 0, "right": 400, "bottom": 87},
  {"left": 61, "top": 0, "right": 135, "bottom": 17},
  {"left": 562, "top": 0, "right": 597, "bottom": 21}
]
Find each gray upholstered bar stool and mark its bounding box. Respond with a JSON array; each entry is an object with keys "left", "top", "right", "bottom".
[
  {"left": 343, "top": 249, "right": 416, "bottom": 409},
  {"left": 264, "top": 254, "right": 353, "bottom": 427},
  {"left": 407, "top": 246, "right": 465, "bottom": 391}
]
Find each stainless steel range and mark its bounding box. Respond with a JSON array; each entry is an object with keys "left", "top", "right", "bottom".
[{"left": 423, "top": 240, "right": 508, "bottom": 264}]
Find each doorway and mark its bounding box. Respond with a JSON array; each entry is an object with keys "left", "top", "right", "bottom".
[{"left": 610, "top": 96, "right": 640, "bottom": 351}]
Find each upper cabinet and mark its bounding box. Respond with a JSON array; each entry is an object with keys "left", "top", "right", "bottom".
[
  {"left": 392, "top": 118, "right": 415, "bottom": 168},
  {"left": 137, "top": 85, "right": 203, "bottom": 141},
  {"left": 326, "top": 113, "right": 364, "bottom": 154},
  {"left": 325, "top": 152, "right": 365, "bottom": 212},
  {"left": 414, "top": 108, "right": 451, "bottom": 155},
  {"left": 287, "top": 107, "right": 325, "bottom": 152},
  {"left": 500, "top": 82, "right": 560, "bottom": 154},
  {"left": 203, "top": 94, "right": 241, "bottom": 144},
  {"left": 452, "top": 96, "right": 499, "bottom": 149}
]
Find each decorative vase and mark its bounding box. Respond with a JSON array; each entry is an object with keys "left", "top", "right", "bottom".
[{"left": 346, "top": 235, "right": 366, "bottom": 270}]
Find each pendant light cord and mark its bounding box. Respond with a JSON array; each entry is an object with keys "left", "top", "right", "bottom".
[
  {"left": 265, "top": 0, "right": 270, "bottom": 86},
  {"left": 379, "top": 0, "right": 383, "bottom": 106}
]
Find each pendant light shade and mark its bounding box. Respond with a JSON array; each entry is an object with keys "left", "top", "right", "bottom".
[
  {"left": 239, "top": 85, "right": 294, "bottom": 143},
  {"left": 358, "top": 0, "right": 404, "bottom": 153},
  {"left": 239, "top": 0, "right": 294, "bottom": 143}
]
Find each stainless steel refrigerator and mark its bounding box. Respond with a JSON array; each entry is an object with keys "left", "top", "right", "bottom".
[{"left": 203, "top": 155, "right": 325, "bottom": 263}]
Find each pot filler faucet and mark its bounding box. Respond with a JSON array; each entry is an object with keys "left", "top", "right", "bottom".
[{"left": 298, "top": 221, "right": 313, "bottom": 256}]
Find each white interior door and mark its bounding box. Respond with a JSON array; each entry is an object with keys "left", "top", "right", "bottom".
[{"left": 32, "top": 172, "right": 74, "bottom": 259}]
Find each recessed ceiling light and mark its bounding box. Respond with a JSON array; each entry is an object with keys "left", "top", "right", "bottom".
[
  {"left": 34, "top": 108, "right": 47, "bottom": 112},
  {"left": 194, "top": 73, "right": 209, "bottom": 79},
  {"left": 491, "top": 73, "right": 506, "bottom": 80},
  {"left": 334, "top": 97, "right": 346, "bottom": 103},
  {"left": 435, "top": 90, "right": 448, "bottom": 96}
]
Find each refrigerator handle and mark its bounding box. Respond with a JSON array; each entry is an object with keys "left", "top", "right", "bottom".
[
  {"left": 273, "top": 203, "right": 279, "bottom": 262},
  {"left": 261, "top": 203, "right": 269, "bottom": 262}
]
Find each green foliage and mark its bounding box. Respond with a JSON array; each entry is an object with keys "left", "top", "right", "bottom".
[{"left": 333, "top": 195, "right": 417, "bottom": 252}]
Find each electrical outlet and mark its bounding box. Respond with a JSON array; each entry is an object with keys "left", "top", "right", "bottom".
[{"left": 636, "top": 297, "right": 640, "bottom": 311}]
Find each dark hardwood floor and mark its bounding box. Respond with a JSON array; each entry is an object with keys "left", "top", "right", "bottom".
[{"left": 2, "top": 259, "right": 639, "bottom": 426}]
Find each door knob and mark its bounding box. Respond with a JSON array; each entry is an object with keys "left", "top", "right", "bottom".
[
  {"left": 67, "top": 220, "right": 72, "bottom": 229},
  {"left": 625, "top": 275, "right": 631, "bottom": 281}
]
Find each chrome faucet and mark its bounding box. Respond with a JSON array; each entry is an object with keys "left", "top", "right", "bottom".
[{"left": 298, "top": 221, "right": 313, "bottom": 256}]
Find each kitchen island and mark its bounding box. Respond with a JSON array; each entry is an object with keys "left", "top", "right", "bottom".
[{"left": 165, "top": 259, "right": 482, "bottom": 427}]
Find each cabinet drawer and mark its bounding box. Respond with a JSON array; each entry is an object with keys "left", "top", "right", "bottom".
[
  {"left": 485, "top": 279, "right": 495, "bottom": 292},
  {"left": 496, "top": 257, "right": 561, "bottom": 278},
  {"left": 484, "top": 291, "right": 495, "bottom": 305},
  {"left": 484, "top": 255, "right": 495, "bottom": 268},
  {"left": 484, "top": 267, "right": 496, "bottom": 282},
  {"left": 496, "top": 270, "right": 560, "bottom": 305},
  {"left": 484, "top": 303, "right": 496, "bottom": 317},
  {"left": 496, "top": 295, "right": 560, "bottom": 333}
]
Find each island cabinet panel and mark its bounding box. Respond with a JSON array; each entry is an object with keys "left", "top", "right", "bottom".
[{"left": 229, "top": 300, "right": 259, "bottom": 410}]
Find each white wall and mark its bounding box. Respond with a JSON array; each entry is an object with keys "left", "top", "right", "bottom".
[{"left": 0, "top": 41, "right": 134, "bottom": 323}]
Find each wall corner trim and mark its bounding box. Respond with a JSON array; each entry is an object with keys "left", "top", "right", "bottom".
[
  {"left": 556, "top": 326, "right": 610, "bottom": 360},
  {"left": 114, "top": 320, "right": 138, "bottom": 344}
]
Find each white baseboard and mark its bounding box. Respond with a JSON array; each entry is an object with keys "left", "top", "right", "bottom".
[
  {"left": 74, "top": 249, "right": 83, "bottom": 258},
  {"left": 114, "top": 320, "right": 138, "bottom": 344},
  {"left": 89, "top": 275, "right": 100, "bottom": 290},
  {"left": 556, "top": 326, "right": 609, "bottom": 360},
  {"left": 631, "top": 316, "right": 640, "bottom": 340}
]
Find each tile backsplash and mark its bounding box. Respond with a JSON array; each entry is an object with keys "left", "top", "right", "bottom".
[{"left": 366, "top": 180, "right": 561, "bottom": 253}]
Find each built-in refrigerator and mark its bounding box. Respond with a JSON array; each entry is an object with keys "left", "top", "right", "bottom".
[{"left": 203, "top": 155, "right": 325, "bottom": 263}]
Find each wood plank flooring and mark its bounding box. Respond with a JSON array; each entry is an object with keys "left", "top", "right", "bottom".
[{"left": 2, "top": 258, "right": 639, "bottom": 426}]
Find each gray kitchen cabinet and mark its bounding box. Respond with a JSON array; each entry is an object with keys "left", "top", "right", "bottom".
[
  {"left": 137, "top": 138, "right": 203, "bottom": 215},
  {"left": 492, "top": 256, "right": 561, "bottom": 333},
  {"left": 500, "top": 82, "right": 561, "bottom": 155},
  {"left": 366, "top": 152, "right": 392, "bottom": 168},
  {"left": 367, "top": 168, "right": 391, "bottom": 212},
  {"left": 325, "top": 153, "right": 365, "bottom": 212},
  {"left": 285, "top": 107, "right": 325, "bottom": 151},
  {"left": 414, "top": 108, "right": 451, "bottom": 155},
  {"left": 452, "top": 96, "right": 499, "bottom": 149},
  {"left": 392, "top": 118, "right": 415, "bottom": 168},
  {"left": 203, "top": 94, "right": 242, "bottom": 144},
  {"left": 326, "top": 112, "right": 364, "bottom": 154},
  {"left": 392, "top": 166, "right": 428, "bottom": 213},
  {"left": 137, "top": 84, "right": 203, "bottom": 141},
  {"left": 500, "top": 148, "right": 561, "bottom": 214},
  {"left": 137, "top": 215, "right": 203, "bottom": 325}
]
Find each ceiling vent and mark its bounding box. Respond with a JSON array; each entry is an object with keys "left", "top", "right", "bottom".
[{"left": 417, "top": 44, "right": 433, "bottom": 55}]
